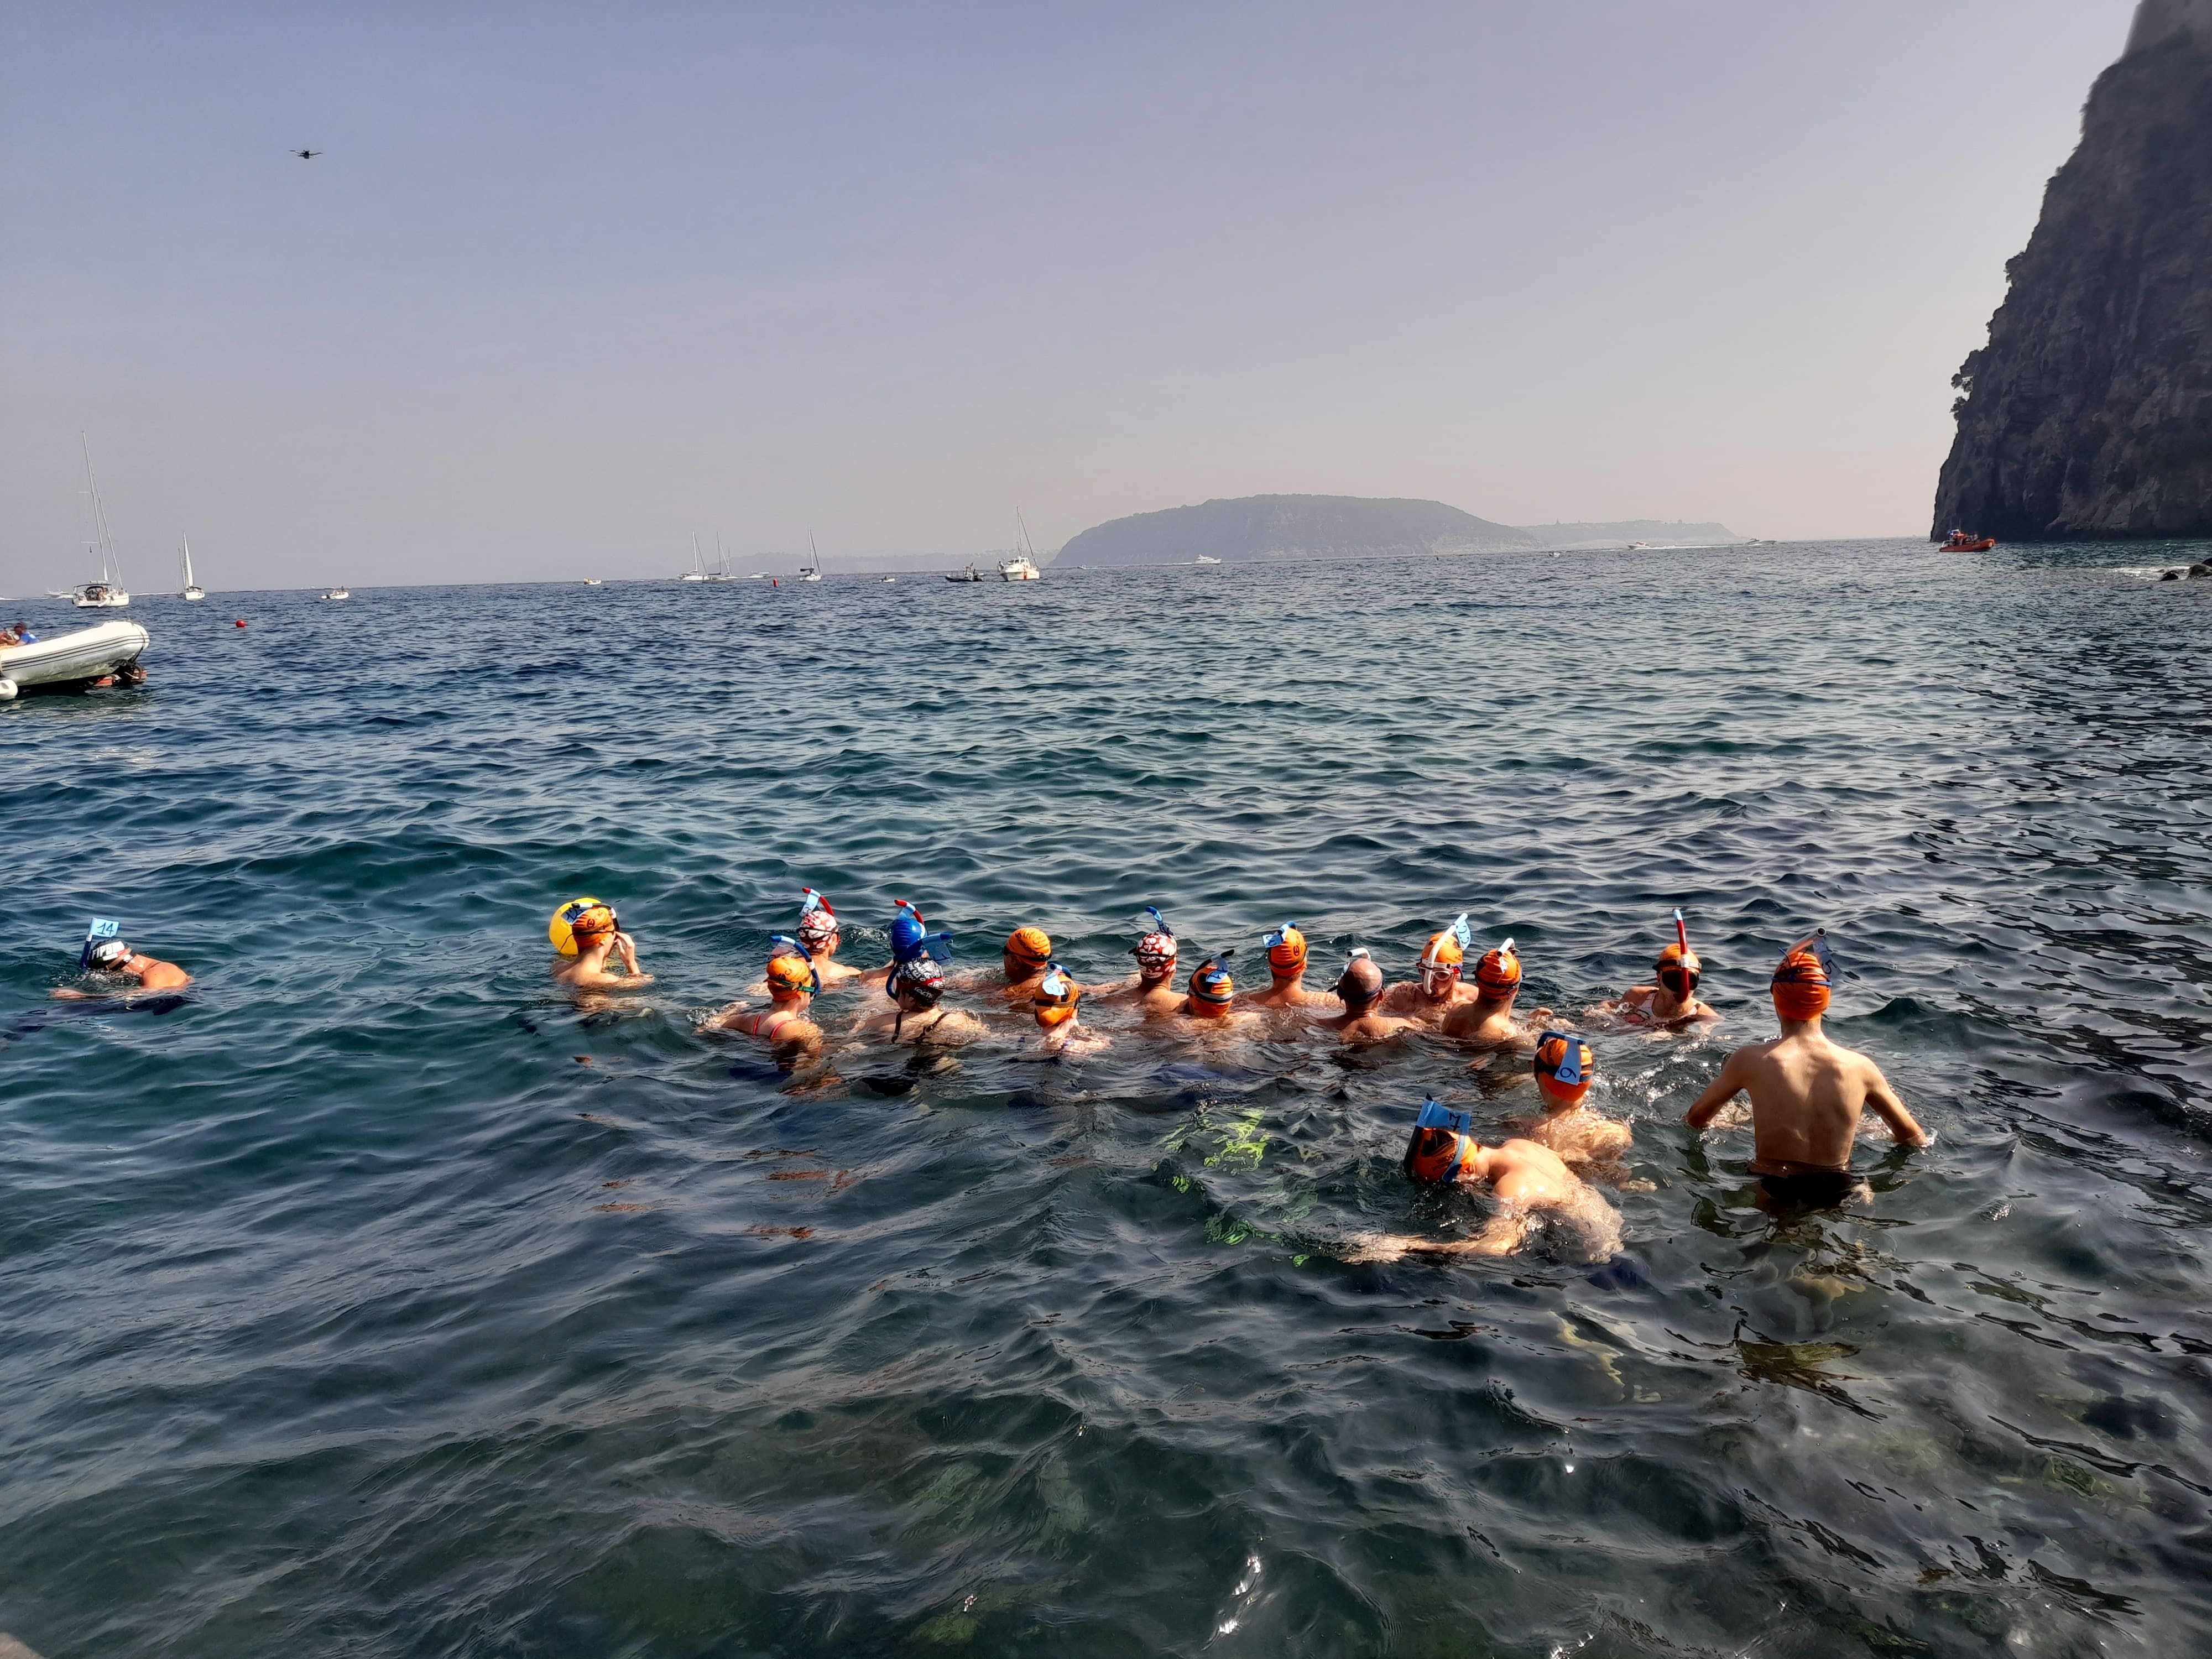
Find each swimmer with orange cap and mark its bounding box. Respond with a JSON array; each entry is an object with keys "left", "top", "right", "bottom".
[
  {"left": 706, "top": 941, "right": 826, "bottom": 1061},
  {"left": 1176, "top": 951, "right": 1258, "bottom": 1030},
  {"left": 1313, "top": 949, "right": 1417, "bottom": 1044},
  {"left": 1506, "top": 1031, "right": 1632, "bottom": 1165},
  {"left": 1093, "top": 907, "right": 1186, "bottom": 1018},
  {"left": 1684, "top": 932, "right": 1929, "bottom": 1206},
  {"left": 989, "top": 925, "right": 1057, "bottom": 1003},
  {"left": 1349, "top": 1099, "right": 1622, "bottom": 1264},
  {"left": 549, "top": 897, "right": 653, "bottom": 992},
  {"left": 747, "top": 888, "right": 865, "bottom": 993},
  {"left": 1026, "top": 962, "right": 1109, "bottom": 1056},
  {"left": 1438, "top": 936, "right": 1553, "bottom": 1051},
  {"left": 1599, "top": 910, "right": 1718, "bottom": 1028},
  {"left": 1379, "top": 916, "right": 1480, "bottom": 1025},
  {"left": 1244, "top": 922, "right": 1338, "bottom": 1010},
  {"left": 848, "top": 955, "right": 988, "bottom": 1048}
]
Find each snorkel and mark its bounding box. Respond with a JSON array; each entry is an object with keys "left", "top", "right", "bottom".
[
  {"left": 1657, "top": 908, "right": 1702, "bottom": 1006},
  {"left": 1771, "top": 929, "right": 1835, "bottom": 1022},
  {"left": 1405, "top": 1098, "right": 1476, "bottom": 1183},
  {"left": 1188, "top": 949, "right": 1235, "bottom": 1017},
  {"left": 889, "top": 900, "right": 955, "bottom": 966},
  {"left": 1133, "top": 906, "right": 1178, "bottom": 983},
  {"left": 797, "top": 887, "right": 838, "bottom": 952},
  {"left": 766, "top": 935, "right": 822, "bottom": 998},
  {"left": 1474, "top": 938, "right": 1521, "bottom": 1000},
  {"left": 1034, "top": 962, "right": 1080, "bottom": 1028},
  {"left": 79, "top": 917, "right": 123, "bottom": 972},
  {"left": 1420, "top": 916, "right": 1468, "bottom": 998},
  {"left": 1264, "top": 921, "right": 1307, "bottom": 979},
  {"left": 1533, "top": 1030, "right": 1595, "bottom": 1109}
]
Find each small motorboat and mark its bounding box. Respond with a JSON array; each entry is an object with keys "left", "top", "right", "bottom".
[
  {"left": 945, "top": 563, "right": 985, "bottom": 583},
  {"left": 998, "top": 556, "right": 1041, "bottom": 582},
  {"left": 583, "top": 578, "right": 603, "bottom": 586},
  {"left": 0, "top": 619, "right": 150, "bottom": 700},
  {"left": 1194, "top": 556, "right": 1222, "bottom": 566},
  {"left": 322, "top": 586, "right": 351, "bottom": 601},
  {"left": 1941, "top": 531, "right": 1997, "bottom": 551}
]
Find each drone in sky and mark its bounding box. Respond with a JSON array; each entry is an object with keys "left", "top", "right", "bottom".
[{"left": 293, "top": 149, "right": 322, "bottom": 160}]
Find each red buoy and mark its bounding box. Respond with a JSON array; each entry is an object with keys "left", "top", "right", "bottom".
[{"left": 234, "top": 619, "right": 247, "bottom": 628}]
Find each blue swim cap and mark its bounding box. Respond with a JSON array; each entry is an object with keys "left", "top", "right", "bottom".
[{"left": 890, "top": 899, "right": 927, "bottom": 960}]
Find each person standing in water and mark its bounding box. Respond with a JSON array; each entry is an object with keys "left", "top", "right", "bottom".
[
  {"left": 549, "top": 897, "right": 652, "bottom": 992},
  {"left": 849, "top": 956, "right": 987, "bottom": 1048},
  {"left": 1599, "top": 911, "right": 1718, "bottom": 1027},
  {"left": 705, "top": 948, "right": 826, "bottom": 1061},
  {"left": 1094, "top": 908, "right": 1183, "bottom": 1018},
  {"left": 1313, "top": 950, "right": 1417, "bottom": 1045},
  {"left": 1439, "top": 939, "right": 1549, "bottom": 1050},
  {"left": 1245, "top": 922, "right": 1337, "bottom": 1010},
  {"left": 1379, "top": 922, "right": 1475, "bottom": 1024},
  {"left": 1353, "top": 1099, "right": 1621, "bottom": 1263},
  {"left": 1683, "top": 934, "right": 1930, "bottom": 1205},
  {"left": 53, "top": 935, "right": 192, "bottom": 999}
]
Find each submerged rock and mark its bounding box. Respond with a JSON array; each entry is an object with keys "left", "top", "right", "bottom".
[{"left": 1932, "top": 3, "right": 2212, "bottom": 542}]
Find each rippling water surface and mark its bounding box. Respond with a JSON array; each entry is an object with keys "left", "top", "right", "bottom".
[{"left": 4, "top": 539, "right": 2210, "bottom": 1658}]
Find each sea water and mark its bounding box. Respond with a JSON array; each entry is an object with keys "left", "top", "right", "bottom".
[{"left": 1, "top": 540, "right": 2208, "bottom": 1657}]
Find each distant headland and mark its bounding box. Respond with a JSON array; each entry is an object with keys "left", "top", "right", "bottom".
[{"left": 1053, "top": 495, "right": 1736, "bottom": 567}]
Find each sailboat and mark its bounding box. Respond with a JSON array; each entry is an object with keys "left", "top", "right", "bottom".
[
  {"left": 680, "top": 537, "right": 711, "bottom": 582},
  {"left": 180, "top": 533, "right": 205, "bottom": 601},
  {"left": 800, "top": 533, "right": 823, "bottom": 582},
  {"left": 997, "top": 508, "right": 1042, "bottom": 581},
  {"left": 707, "top": 535, "right": 733, "bottom": 582},
  {"left": 70, "top": 436, "right": 131, "bottom": 608}
]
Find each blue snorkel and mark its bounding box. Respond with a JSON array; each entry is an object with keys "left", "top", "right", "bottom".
[
  {"left": 769, "top": 933, "right": 822, "bottom": 993},
  {"left": 1416, "top": 1098, "right": 1473, "bottom": 1135},
  {"left": 79, "top": 917, "right": 121, "bottom": 972},
  {"left": 1449, "top": 912, "right": 1474, "bottom": 958}
]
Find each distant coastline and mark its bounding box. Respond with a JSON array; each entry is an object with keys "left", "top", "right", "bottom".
[{"left": 1053, "top": 495, "right": 1737, "bottom": 568}]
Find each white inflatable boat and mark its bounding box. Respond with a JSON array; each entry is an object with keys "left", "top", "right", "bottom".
[{"left": 0, "top": 620, "right": 150, "bottom": 700}]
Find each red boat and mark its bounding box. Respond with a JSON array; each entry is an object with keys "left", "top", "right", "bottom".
[{"left": 1941, "top": 531, "right": 1997, "bottom": 551}]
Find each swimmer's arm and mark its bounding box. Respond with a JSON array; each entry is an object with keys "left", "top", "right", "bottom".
[
  {"left": 1863, "top": 1064, "right": 1932, "bottom": 1148},
  {"left": 1684, "top": 1051, "right": 1750, "bottom": 1127},
  {"left": 50, "top": 987, "right": 98, "bottom": 1000}
]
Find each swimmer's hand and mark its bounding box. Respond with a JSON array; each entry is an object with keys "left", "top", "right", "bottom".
[{"left": 50, "top": 987, "right": 96, "bottom": 1001}]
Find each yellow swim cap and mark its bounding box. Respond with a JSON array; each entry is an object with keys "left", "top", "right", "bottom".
[{"left": 550, "top": 896, "right": 617, "bottom": 957}]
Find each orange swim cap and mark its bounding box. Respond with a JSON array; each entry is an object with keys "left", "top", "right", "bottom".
[
  {"left": 1265, "top": 922, "right": 1307, "bottom": 973},
  {"left": 1189, "top": 955, "right": 1234, "bottom": 1008},
  {"left": 1771, "top": 940, "right": 1832, "bottom": 1021},
  {"left": 766, "top": 952, "right": 818, "bottom": 996},
  {"left": 1474, "top": 940, "right": 1521, "bottom": 994},
  {"left": 1533, "top": 1031, "right": 1595, "bottom": 1107},
  {"left": 1420, "top": 931, "right": 1464, "bottom": 972},
  {"left": 1656, "top": 941, "right": 1702, "bottom": 989},
  {"left": 1404, "top": 1100, "right": 1478, "bottom": 1183},
  {"left": 1034, "top": 963, "right": 1080, "bottom": 1026},
  {"left": 1005, "top": 926, "right": 1053, "bottom": 968}
]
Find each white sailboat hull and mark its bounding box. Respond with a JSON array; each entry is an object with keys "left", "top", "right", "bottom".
[
  {"left": 0, "top": 620, "right": 149, "bottom": 696},
  {"left": 182, "top": 588, "right": 206, "bottom": 601}
]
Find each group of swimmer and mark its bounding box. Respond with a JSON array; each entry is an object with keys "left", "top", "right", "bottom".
[
  {"left": 531, "top": 891, "right": 1932, "bottom": 1262},
  {"left": 50, "top": 896, "right": 1927, "bottom": 1265}
]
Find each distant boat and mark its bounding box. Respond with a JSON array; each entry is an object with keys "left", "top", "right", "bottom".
[
  {"left": 800, "top": 533, "right": 824, "bottom": 582},
  {"left": 1940, "top": 530, "right": 1997, "bottom": 551},
  {"left": 708, "top": 535, "right": 734, "bottom": 581},
  {"left": 945, "top": 562, "right": 985, "bottom": 583},
  {"left": 882, "top": 575, "right": 898, "bottom": 583},
  {"left": 745, "top": 571, "right": 770, "bottom": 580},
  {"left": 1625, "top": 541, "right": 1650, "bottom": 551},
  {"left": 322, "top": 586, "right": 351, "bottom": 601},
  {"left": 70, "top": 437, "right": 131, "bottom": 608},
  {"left": 180, "top": 533, "right": 205, "bottom": 601},
  {"left": 583, "top": 578, "right": 603, "bottom": 586},
  {"left": 1194, "top": 556, "right": 1222, "bottom": 566},
  {"left": 998, "top": 507, "right": 1043, "bottom": 580},
  {"left": 680, "top": 537, "right": 711, "bottom": 582}
]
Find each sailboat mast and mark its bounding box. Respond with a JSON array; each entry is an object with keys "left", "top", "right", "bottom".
[
  {"left": 181, "top": 531, "right": 194, "bottom": 589},
  {"left": 81, "top": 432, "right": 119, "bottom": 583}
]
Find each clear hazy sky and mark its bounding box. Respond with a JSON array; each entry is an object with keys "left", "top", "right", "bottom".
[{"left": 0, "top": 1, "right": 2139, "bottom": 589}]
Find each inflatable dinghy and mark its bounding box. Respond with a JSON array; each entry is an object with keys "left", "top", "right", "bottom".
[{"left": 0, "top": 620, "right": 150, "bottom": 699}]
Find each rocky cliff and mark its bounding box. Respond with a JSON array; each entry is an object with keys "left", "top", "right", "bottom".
[
  {"left": 1058, "top": 495, "right": 1542, "bottom": 567},
  {"left": 1932, "top": 10, "right": 2212, "bottom": 540}
]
